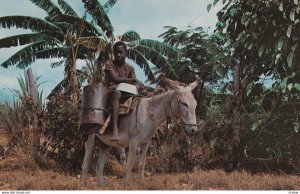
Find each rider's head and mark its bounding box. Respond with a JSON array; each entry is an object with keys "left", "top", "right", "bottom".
[{"left": 113, "top": 41, "right": 127, "bottom": 65}]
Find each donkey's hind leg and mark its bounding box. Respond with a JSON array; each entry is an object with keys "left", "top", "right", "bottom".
[
  {"left": 119, "top": 147, "right": 126, "bottom": 167},
  {"left": 82, "top": 134, "right": 95, "bottom": 186},
  {"left": 138, "top": 141, "right": 151, "bottom": 182},
  {"left": 126, "top": 140, "right": 139, "bottom": 181},
  {"left": 96, "top": 143, "right": 111, "bottom": 186}
]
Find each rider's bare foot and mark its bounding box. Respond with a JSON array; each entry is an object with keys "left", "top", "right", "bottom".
[{"left": 110, "top": 133, "right": 120, "bottom": 141}]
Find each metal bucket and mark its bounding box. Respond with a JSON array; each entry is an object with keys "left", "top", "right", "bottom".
[{"left": 80, "top": 83, "right": 108, "bottom": 126}]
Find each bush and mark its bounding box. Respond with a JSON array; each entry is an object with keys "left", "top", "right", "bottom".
[{"left": 40, "top": 94, "right": 84, "bottom": 172}]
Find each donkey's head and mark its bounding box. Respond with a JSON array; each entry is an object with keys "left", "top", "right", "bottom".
[{"left": 162, "top": 76, "right": 202, "bottom": 136}]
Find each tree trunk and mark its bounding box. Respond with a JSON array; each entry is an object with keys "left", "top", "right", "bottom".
[
  {"left": 295, "top": 52, "right": 300, "bottom": 71},
  {"left": 195, "top": 80, "right": 205, "bottom": 117},
  {"left": 27, "top": 68, "right": 38, "bottom": 102},
  {"left": 295, "top": 53, "right": 300, "bottom": 169},
  {"left": 232, "top": 60, "right": 242, "bottom": 168},
  {"left": 65, "top": 56, "right": 78, "bottom": 107},
  {"left": 26, "top": 67, "right": 38, "bottom": 162},
  {"left": 70, "top": 60, "right": 78, "bottom": 107}
]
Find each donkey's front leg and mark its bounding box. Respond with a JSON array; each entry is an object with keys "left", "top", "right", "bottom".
[
  {"left": 96, "top": 143, "right": 111, "bottom": 186},
  {"left": 138, "top": 141, "right": 151, "bottom": 182},
  {"left": 126, "top": 140, "right": 138, "bottom": 181},
  {"left": 82, "top": 134, "right": 95, "bottom": 186},
  {"left": 119, "top": 147, "right": 126, "bottom": 167}
]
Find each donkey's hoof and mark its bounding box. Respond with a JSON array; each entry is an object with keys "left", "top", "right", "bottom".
[
  {"left": 98, "top": 181, "right": 105, "bottom": 187},
  {"left": 82, "top": 180, "right": 88, "bottom": 187}
]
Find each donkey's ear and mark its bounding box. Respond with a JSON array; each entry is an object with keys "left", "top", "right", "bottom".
[
  {"left": 159, "top": 74, "right": 181, "bottom": 89},
  {"left": 187, "top": 79, "right": 202, "bottom": 91}
]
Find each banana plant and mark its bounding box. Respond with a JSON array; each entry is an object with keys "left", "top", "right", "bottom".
[
  {"left": 0, "top": 0, "right": 181, "bottom": 99},
  {"left": 0, "top": 0, "right": 112, "bottom": 106},
  {"left": 9, "top": 68, "right": 45, "bottom": 109}
]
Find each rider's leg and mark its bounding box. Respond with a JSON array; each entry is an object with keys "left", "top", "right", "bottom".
[{"left": 110, "top": 89, "right": 122, "bottom": 141}]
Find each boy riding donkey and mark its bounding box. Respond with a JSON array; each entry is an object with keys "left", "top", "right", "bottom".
[{"left": 104, "top": 41, "right": 144, "bottom": 141}]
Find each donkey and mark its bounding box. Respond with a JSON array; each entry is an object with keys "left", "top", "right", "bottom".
[{"left": 81, "top": 78, "right": 202, "bottom": 186}]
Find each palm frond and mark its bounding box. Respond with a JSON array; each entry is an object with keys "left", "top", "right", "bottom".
[
  {"left": 1, "top": 41, "right": 69, "bottom": 68},
  {"left": 81, "top": 0, "right": 114, "bottom": 38},
  {"left": 53, "top": 21, "right": 73, "bottom": 32},
  {"left": 76, "top": 47, "right": 90, "bottom": 59},
  {"left": 16, "top": 47, "right": 71, "bottom": 68},
  {"left": 129, "top": 39, "right": 181, "bottom": 60},
  {"left": 36, "top": 47, "right": 71, "bottom": 59},
  {"left": 0, "top": 16, "right": 61, "bottom": 33},
  {"left": 77, "top": 69, "right": 88, "bottom": 86},
  {"left": 54, "top": 14, "right": 103, "bottom": 37},
  {"left": 103, "top": 0, "right": 118, "bottom": 13},
  {"left": 121, "top": 30, "right": 141, "bottom": 42},
  {"left": 0, "top": 33, "right": 62, "bottom": 49},
  {"left": 172, "top": 61, "right": 196, "bottom": 82},
  {"left": 29, "top": 0, "right": 62, "bottom": 20},
  {"left": 159, "top": 26, "right": 178, "bottom": 39},
  {"left": 37, "top": 81, "right": 47, "bottom": 88},
  {"left": 38, "top": 89, "right": 44, "bottom": 108},
  {"left": 17, "top": 75, "right": 28, "bottom": 97},
  {"left": 58, "top": 0, "right": 79, "bottom": 17},
  {"left": 47, "top": 77, "right": 67, "bottom": 99},
  {"left": 47, "top": 68, "right": 83, "bottom": 98},
  {"left": 8, "top": 88, "right": 23, "bottom": 100},
  {"left": 1, "top": 41, "right": 54, "bottom": 68},
  {"left": 127, "top": 49, "right": 155, "bottom": 82},
  {"left": 159, "top": 26, "right": 195, "bottom": 48},
  {"left": 76, "top": 36, "right": 107, "bottom": 51},
  {"left": 50, "top": 59, "right": 66, "bottom": 68},
  {"left": 35, "top": 75, "right": 42, "bottom": 82},
  {"left": 24, "top": 70, "right": 29, "bottom": 94},
  {"left": 129, "top": 45, "right": 178, "bottom": 79}
]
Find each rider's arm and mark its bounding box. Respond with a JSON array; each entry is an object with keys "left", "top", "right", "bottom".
[
  {"left": 106, "top": 69, "right": 136, "bottom": 84},
  {"left": 128, "top": 66, "right": 145, "bottom": 90},
  {"left": 104, "top": 60, "right": 136, "bottom": 84}
]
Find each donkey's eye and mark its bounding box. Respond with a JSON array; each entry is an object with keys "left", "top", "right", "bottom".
[{"left": 181, "top": 102, "right": 189, "bottom": 108}]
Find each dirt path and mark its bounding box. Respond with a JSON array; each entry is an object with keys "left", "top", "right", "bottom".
[
  {"left": 1, "top": 163, "right": 300, "bottom": 190},
  {"left": 0, "top": 126, "right": 299, "bottom": 190}
]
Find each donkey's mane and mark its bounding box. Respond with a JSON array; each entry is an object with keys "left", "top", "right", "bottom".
[
  {"left": 144, "top": 86, "right": 190, "bottom": 101},
  {"left": 143, "top": 89, "right": 176, "bottom": 104}
]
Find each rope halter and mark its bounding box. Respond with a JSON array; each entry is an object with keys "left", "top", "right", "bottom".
[{"left": 164, "top": 91, "right": 199, "bottom": 127}]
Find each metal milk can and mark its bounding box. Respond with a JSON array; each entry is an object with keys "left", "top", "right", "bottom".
[{"left": 80, "top": 83, "right": 107, "bottom": 126}]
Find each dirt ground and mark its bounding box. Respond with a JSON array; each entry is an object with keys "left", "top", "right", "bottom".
[
  {"left": 1, "top": 152, "right": 300, "bottom": 190},
  {"left": 1, "top": 128, "right": 300, "bottom": 190}
]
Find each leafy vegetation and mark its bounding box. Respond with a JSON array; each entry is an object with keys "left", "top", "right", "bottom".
[
  {"left": 39, "top": 93, "right": 83, "bottom": 172},
  {"left": 208, "top": 0, "right": 300, "bottom": 168},
  {"left": 0, "top": 69, "right": 43, "bottom": 160}
]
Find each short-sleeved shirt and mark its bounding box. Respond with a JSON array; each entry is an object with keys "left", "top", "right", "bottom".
[{"left": 104, "top": 60, "right": 136, "bottom": 90}]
